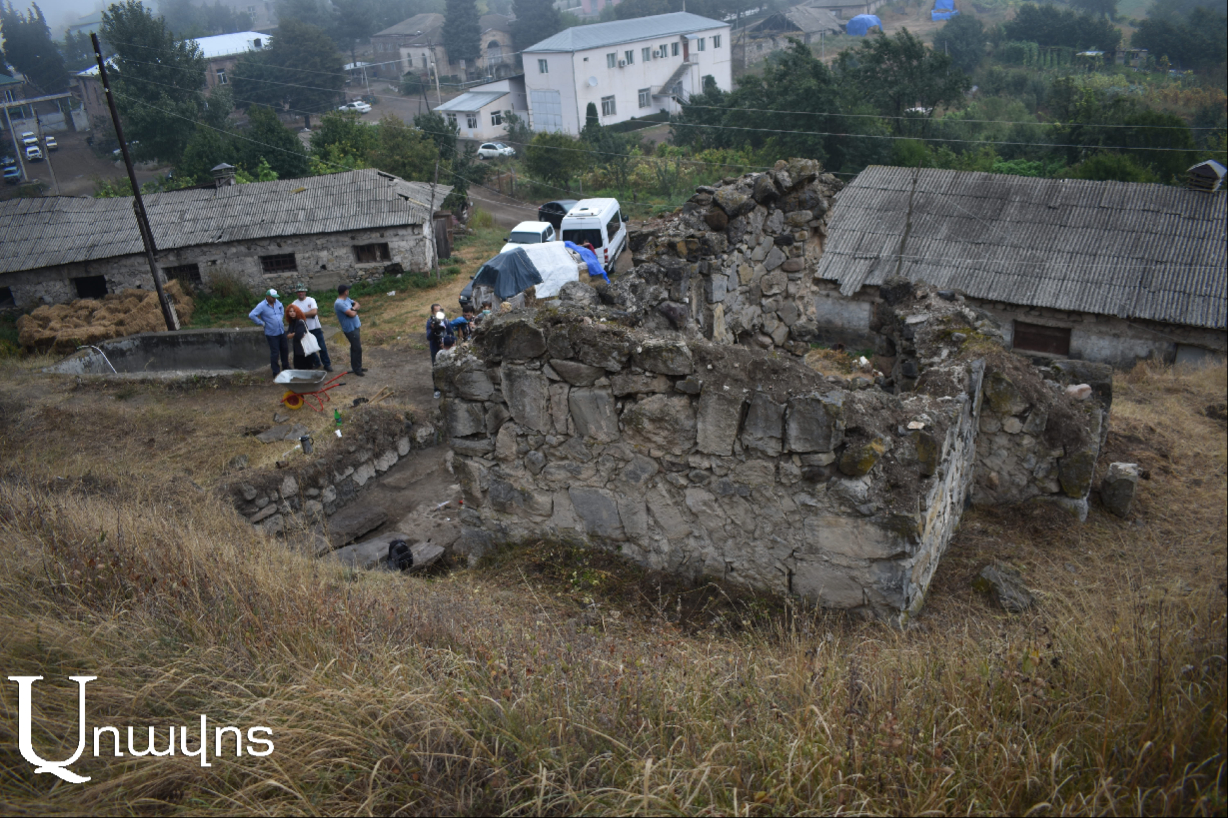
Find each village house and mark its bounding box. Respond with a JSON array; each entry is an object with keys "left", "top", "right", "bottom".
[
  {"left": 735, "top": 5, "right": 843, "bottom": 69},
  {"left": 522, "top": 12, "right": 731, "bottom": 135},
  {"left": 434, "top": 76, "right": 528, "bottom": 142},
  {"left": 74, "top": 31, "right": 269, "bottom": 122},
  {"left": 804, "top": 0, "right": 889, "bottom": 19},
  {"left": 371, "top": 13, "right": 513, "bottom": 81},
  {"left": 812, "top": 166, "right": 1227, "bottom": 367},
  {"left": 0, "top": 168, "right": 451, "bottom": 309}
]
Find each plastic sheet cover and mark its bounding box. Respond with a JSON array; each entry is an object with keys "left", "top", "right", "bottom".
[
  {"left": 520, "top": 242, "right": 580, "bottom": 298},
  {"left": 845, "top": 14, "right": 882, "bottom": 35},
  {"left": 471, "top": 248, "right": 544, "bottom": 299}
]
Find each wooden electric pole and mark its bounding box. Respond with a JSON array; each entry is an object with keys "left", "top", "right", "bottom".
[
  {"left": 427, "top": 159, "right": 440, "bottom": 278},
  {"left": 91, "top": 32, "right": 179, "bottom": 331}
]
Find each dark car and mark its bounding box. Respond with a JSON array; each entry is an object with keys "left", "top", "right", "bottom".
[{"left": 537, "top": 199, "right": 578, "bottom": 231}]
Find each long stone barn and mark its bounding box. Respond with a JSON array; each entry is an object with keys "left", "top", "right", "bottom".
[
  {"left": 811, "top": 167, "right": 1226, "bottom": 367},
  {"left": 0, "top": 169, "right": 452, "bottom": 309}
]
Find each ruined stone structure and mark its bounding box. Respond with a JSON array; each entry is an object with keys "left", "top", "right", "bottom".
[{"left": 437, "top": 281, "right": 1109, "bottom": 620}]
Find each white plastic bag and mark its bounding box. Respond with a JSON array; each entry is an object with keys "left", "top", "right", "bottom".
[{"left": 300, "top": 331, "right": 321, "bottom": 356}]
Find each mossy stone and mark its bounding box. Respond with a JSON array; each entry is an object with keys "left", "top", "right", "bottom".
[
  {"left": 983, "top": 371, "right": 1027, "bottom": 416},
  {"left": 838, "top": 438, "right": 886, "bottom": 477},
  {"left": 1058, "top": 448, "right": 1097, "bottom": 498}
]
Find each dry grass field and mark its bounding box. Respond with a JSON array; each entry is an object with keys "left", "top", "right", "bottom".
[{"left": 0, "top": 307, "right": 1223, "bottom": 815}]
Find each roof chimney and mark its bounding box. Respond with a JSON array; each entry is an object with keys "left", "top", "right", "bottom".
[
  {"left": 1187, "top": 160, "right": 1225, "bottom": 193},
  {"left": 211, "top": 163, "right": 236, "bottom": 188}
]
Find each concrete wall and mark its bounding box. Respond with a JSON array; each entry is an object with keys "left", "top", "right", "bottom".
[
  {"left": 46, "top": 328, "right": 269, "bottom": 375},
  {"left": 0, "top": 225, "right": 432, "bottom": 309}
]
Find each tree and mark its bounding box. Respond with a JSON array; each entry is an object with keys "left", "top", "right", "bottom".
[
  {"left": 510, "top": 0, "right": 560, "bottom": 52},
  {"left": 332, "top": 0, "right": 379, "bottom": 64},
  {"left": 61, "top": 29, "right": 95, "bottom": 71},
  {"left": 1063, "top": 153, "right": 1159, "bottom": 183},
  {"left": 309, "top": 108, "right": 376, "bottom": 171},
  {"left": 274, "top": 0, "right": 334, "bottom": 31},
  {"left": 1068, "top": 0, "right": 1117, "bottom": 20},
  {"left": 1, "top": 3, "right": 69, "bottom": 92},
  {"left": 231, "top": 19, "right": 345, "bottom": 127},
  {"left": 102, "top": 0, "right": 207, "bottom": 163},
  {"left": 583, "top": 101, "right": 599, "bottom": 138},
  {"left": 413, "top": 109, "right": 458, "bottom": 163},
  {"left": 524, "top": 131, "right": 588, "bottom": 192},
  {"left": 160, "top": 0, "right": 252, "bottom": 37},
  {"left": 1132, "top": 7, "right": 1227, "bottom": 72},
  {"left": 835, "top": 29, "right": 970, "bottom": 132},
  {"left": 367, "top": 114, "right": 438, "bottom": 180},
  {"left": 932, "top": 14, "right": 985, "bottom": 74},
  {"left": 442, "top": 0, "right": 480, "bottom": 67},
  {"left": 239, "top": 105, "right": 309, "bottom": 178},
  {"left": 1001, "top": 4, "right": 1122, "bottom": 51}
]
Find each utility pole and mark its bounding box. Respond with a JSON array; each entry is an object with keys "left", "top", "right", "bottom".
[
  {"left": 427, "top": 159, "right": 440, "bottom": 278},
  {"left": 91, "top": 32, "right": 179, "bottom": 331}
]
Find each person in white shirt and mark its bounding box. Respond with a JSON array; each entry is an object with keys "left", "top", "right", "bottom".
[{"left": 292, "top": 284, "right": 333, "bottom": 372}]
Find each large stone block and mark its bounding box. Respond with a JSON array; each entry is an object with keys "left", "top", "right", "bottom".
[
  {"left": 574, "top": 326, "right": 632, "bottom": 371},
  {"left": 633, "top": 339, "right": 694, "bottom": 376},
  {"left": 568, "top": 487, "right": 624, "bottom": 539},
  {"left": 445, "top": 398, "right": 487, "bottom": 438},
  {"left": 983, "top": 371, "right": 1028, "bottom": 416},
  {"left": 1058, "top": 448, "right": 1097, "bottom": 498},
  {"left": 1100, "top": 461, "right": 1139, "bottom": 518},
  {"left": 569, "top": 387, "right": 620, "bottom": 443},
  {"left": 785, "top": 392, "right": 844, "bottom": 453},
  {"left": 549, "top": 382, "right": 571, "bottom": 435},
  {"left": 454, "top": 368, "right": 495, "bottom": 401},
  {"left": 550, "top": 359, "right": 605, "bottom": 386},
  {"left": 484, "top": 316, "right": 546, "bottom": 360},
  {"left": 501, "top": 364, "right": 551, "bottom": 433},
  {"left": 611, "top": 371, "right": 674, "bottom": 396},
  {"left": 490, "top": 476, "right": 553, "bottom": 518},
  {"left": 696, "top": 391, "right": 745, "bottom": 456},
  {"left": 741, "top": 392, "right": 784, "bottom": 456},
  {"left": 623, "top": 394, "right": 697, "bottom": 455},
  {"left": 646, "top": 487, "right": 690, "bottom": 539},
  {"left": 713, "top": 184, "right": 755, "bottom": 218}
]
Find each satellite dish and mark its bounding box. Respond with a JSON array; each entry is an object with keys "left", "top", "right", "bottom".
[{"left": 587, "top": 76, "right": 598, "bottom": 87}]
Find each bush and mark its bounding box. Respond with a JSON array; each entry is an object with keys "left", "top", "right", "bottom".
[{"left": 468, "top": 207, "right": 496, "bottom": 230}]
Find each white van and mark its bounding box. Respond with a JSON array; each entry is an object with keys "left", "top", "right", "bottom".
[{"left": 560, "top": 198, "right": 627, "bottom": 270}]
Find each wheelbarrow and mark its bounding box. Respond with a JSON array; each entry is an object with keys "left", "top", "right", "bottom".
[{"left": 274, "top": 369, "right": 348, "bottom": 411}]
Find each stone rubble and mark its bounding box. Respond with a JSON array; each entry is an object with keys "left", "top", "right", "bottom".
[{"left": 1100, "top": 462, "right": 1140, "bottom": 518}]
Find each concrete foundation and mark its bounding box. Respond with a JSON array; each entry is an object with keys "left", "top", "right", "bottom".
[{"left": 46, "top": 328, "right": 269, "bottom": 375}]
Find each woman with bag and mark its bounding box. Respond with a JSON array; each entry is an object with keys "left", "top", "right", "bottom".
[{"left": 287, "top": 304, "right": 321, "bottom": 370}]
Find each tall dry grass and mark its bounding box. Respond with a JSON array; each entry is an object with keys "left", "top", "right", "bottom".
[{"left": 0, "top": 361, "right": 1224, "bottom": 815}]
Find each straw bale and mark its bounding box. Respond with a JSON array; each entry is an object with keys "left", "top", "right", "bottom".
[{"left": 18, "top": 282, "right": 195, "bottom": 354}]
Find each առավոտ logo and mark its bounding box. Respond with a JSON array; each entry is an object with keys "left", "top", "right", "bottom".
[{"left": 8, "top": 675, "right": 275, "bottom": 784}]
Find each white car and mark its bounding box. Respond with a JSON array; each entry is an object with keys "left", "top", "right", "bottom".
[
  {"left": 44, "top": 135, "right": 58, "bottom": 150},
  {"left": 338, "top": 101, "right": 372, "bottom": 114},
  {"left": 499, "top": 221, "right": 555, "bottom": 253},
  {"left": 25, "top": 145, "right": 43, "bottom": 161},
  {"left": 477, "top": 142, "right": 515, "bottom": 159},
  {"left": 20, "top": 131, "right": 38, "bottom": 147}
]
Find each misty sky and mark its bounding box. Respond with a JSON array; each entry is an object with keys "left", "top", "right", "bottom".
[{"left": 19, "top": 0, "right": 152, "bottom": 38}]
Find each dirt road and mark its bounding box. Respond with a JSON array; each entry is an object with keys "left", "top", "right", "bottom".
[{"left": 6, "top": 128, "right": 167, "bottom": 199}]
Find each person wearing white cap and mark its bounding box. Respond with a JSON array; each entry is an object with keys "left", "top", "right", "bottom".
[
  {"left": 248, "top": 288, "right": 289, "bottom": 376},
  {"left": 292, "top": 282, "right": 332, "bottom": 372}
]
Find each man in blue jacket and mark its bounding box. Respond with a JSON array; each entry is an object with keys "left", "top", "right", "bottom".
[
  {"left": 249, "top": 288, "right": 289, "bottom": 376},
  {"left": 334, "top": 283, "right": 366, "bottom": 376}
]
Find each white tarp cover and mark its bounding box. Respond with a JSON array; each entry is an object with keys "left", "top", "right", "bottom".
[{"left": 519, "top": 242, "right": 580, "bottom": 298}]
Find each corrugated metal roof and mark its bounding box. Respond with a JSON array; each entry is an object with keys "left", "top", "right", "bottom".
[
  {"left": 0, "top": 170, "right": 451, "bottom": 275},
  {"left": 815, "top": 166, "right": 1227, "bottom": 330},
  {"left": 374, "top": 12, "right": 444, "bottom": 39},
  {"left": 524, "top": 12, "right": 725, "bottom": 53},
  {"left": 435, "top": 90, "right": 509, "bottom": 112}
]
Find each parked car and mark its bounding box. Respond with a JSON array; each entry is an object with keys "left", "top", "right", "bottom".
[
  {"left": 537, "top": 199, "right": 578, "bottom": 231},
  {"left": 477, "top": 142, "right": 515, "bottom": 159},
  {"left": 20, "top": 131, "right": 37, "bottom": 147},
  {"left": 25, "top": 145, "right": 43, "bottom": 162},
  {"left": 338, "top": 101, "right": 371, "bottom": 114},
  {"left": 499, "top": 220, "right": 556, "bottom": 253},
  {"left": 44, "top": 135, "right": 58, "bottom": 150},
  {"left": 0, "top": 154, "right": 15, "bottom": 168},
  {"left": 3, "top": 166, "right": 21, "bottom": 184}
]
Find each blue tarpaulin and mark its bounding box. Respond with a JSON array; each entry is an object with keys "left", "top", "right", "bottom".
[
  {"left": 846, "top": 14, "right": 882, "bottom": 36},
  {"left": 931, "top": 0, "right": 958, "bottom": 20},
  {"left": 564, "top": 241, "right": 608, "bottom": 283}
]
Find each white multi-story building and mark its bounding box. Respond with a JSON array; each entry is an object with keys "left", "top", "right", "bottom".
[{"left": 523, "top": 12, "right": 731, "bottom": 136}]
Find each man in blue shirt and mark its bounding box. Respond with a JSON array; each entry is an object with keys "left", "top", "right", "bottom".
[
  {"left": 334, "top": 283, "right": 366, "bottom": 376},
  {"left": 248, "top": 288, "right": 289, "bottom": 376}
]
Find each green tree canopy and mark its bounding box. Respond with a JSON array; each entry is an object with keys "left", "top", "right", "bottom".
[
  {"left": 367, "top": 114, "right": 438, "bottom": 180},
  {"left": 932, "top": 14, "right": 985, "bottom": 74},
  {"left": 1131, "top": 6, "right": 1227, "bottom": 72},
  {"left": 309, "top": 108, "right": 376, "bottom": 170},
  {"left": 442, "top": 0, "right": 480, "bottom": 65},
  {"left": 159, "top": 0, "right": 253, "bottom": 37},
  {"left": 1067, "top": 0, "right": 1117, "bottom": 20},
  {"left": 332, "top": 0, "right": 378, "bottom": 63},
  {"left": 1063, "top": 152, "right": 1159, "bottom": 183},
  {"left": 413, "top": 109, "right": 458, "bottom": 163},
  {"left": 510, "top": 0, "right": 560, "bottom": 52},
  {"left": 102, "top": 0, "right": 207, "bottom": 163},
  {"left": 1, "top": 2, "right": 69, "bottom": 92},
  {"left": 231, "top": 18, "right": 345, "bottom": 127},
  {"left": 524, "top": 131, "right": 589, "bottom": 192},
  {"left": 1001, "top": 3, "right": 1122, "bottom": 51},
  {"left": 835, "top": 29, "right": 971, "bottom": 130},
  {"left": 61, "top": 28, "right": 95, "bottom": 71},
  {"left": 239, "top": 105, "right": 310, "bottom": 178}
]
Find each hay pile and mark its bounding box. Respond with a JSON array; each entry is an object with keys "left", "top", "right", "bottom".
[{"left": 17, "top": 281, "right": 195, "bottom": 354}]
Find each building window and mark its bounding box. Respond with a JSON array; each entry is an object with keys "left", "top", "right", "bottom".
[
  {"left": 697, "top": 37, "right": 705, "bottom": 51},
  {"left": 164, "top": 263, "right": 202, "bottom": 286},
  {"left": 491, "top": 109, "right": 503, "bottom": 126},
  {"left": 713, "top": 34, "right": 721, "bottom": 48},
  {"left": 216, "top": 68, "right": 227, "bottom": 84},
  {"left": 638, "top": 88, "right": 650, "bottom": 108},
  {"left": 1012, "top": 321, "right": 1071, "bottom": 356},
  {"left": 660, "top": 42, "right": 669, "bottom": 56},
  {"left": 624, "top": 49, "right": 634, "bottom": 64},
  {"left": 260, "top": 253, "right": 297, "bottom": 274},
  {"left": 607, "top": 52, "right": 617, "bottom": 68},
  {"left": 422, "top": 55, "right": 429, "bottom": 68},
  {"left": 466, "top": 112, "right": 478, "bottom": 128},
  {"left": 248, "top": 4, "right": 256, "bottom": 13},
  {"left": 446, "top": 113, "right": 457, "bottom": 128},
  {"left": 642, "top": 47, "right": 651, "bottom": 62},
  {"left": 0, "top": 286, "right": 14, "bottom": 307},
  {"left": 601, "top": 95, "right": 616, "bottom": 116},
  {"left": 353, "top": 243, "right": 391, "bottom": 263},
  {"left": 671, "top": 42, "right": 679, "bottom": 57},
  {"left": 72, "top": 275, "right": 108, "bottom": 299},
  {"left": 537, "top": 59, "right": 548, "bottom": 74}
]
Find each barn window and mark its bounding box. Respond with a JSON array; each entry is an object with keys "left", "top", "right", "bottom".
[
  {"left": 353, "top": 243, "right": 391, "bottom": 263},
  {"left": 1013, "top": 321, "right": 1071, "bottom": 356},
  {"left": 163, "top": 263, "right": 202, "bottom": 286},
  {"left": 0, "top": 286, "right": 14, "bottom": 307},
  {"left": 73, "top": 275, "right": 108, "bottom": 299},
  {"left": 260, "top": 253, "right": 297, "bottom": 273}
]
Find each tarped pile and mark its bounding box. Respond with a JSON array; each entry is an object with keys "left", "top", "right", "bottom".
[
  {"left": 931, "top": 0, "right": 958, "bottom": 21},
  {"left": 846, "top": 13, "right": 882, "bottom": 36},
  {"left": 471, "top": 243, "right": 580, "bottom": 300}
]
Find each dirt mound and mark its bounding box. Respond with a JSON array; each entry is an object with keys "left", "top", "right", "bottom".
[{"left": 17, "top": 281, "right": 194, "bottom": 354}]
